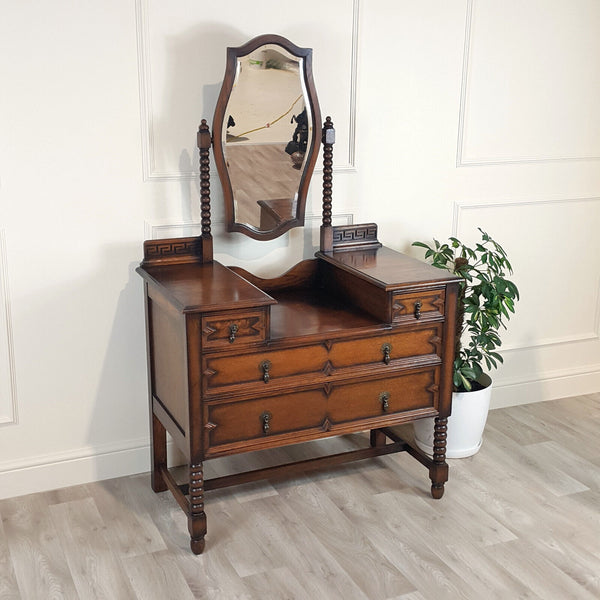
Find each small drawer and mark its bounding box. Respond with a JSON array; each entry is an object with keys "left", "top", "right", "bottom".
[
  {"left": 201, "top": 309, "right": 267, "bottom": 349},
  {"left": 205, "top": 368, "right": 439, "bottom": 454},
  {"left": 392, "top": 289, "right": 445, "bottom": 323}
]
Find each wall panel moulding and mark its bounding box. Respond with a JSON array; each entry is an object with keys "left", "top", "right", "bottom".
[
  {"left": 0, "top": 230, "right": 17, "bottom": 425},
  {"left": 135, "top": 0, "right": 360, "bottom": 181},
  {"left": 457, "top": 0, "right": 600, "bottom": 167}
]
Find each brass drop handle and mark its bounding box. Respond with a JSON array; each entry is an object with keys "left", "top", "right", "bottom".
[
  {"left": 228, "top": 323, "right": 239, "bottom": 343},
  {"left": 414, "top": 301, "right": 422, "bottom": 320},
  {"left": 261, "top": 411, "right": 272, "bottom": 435},
  {"left": 381, "top": 343, "right": 392, "bottom": 365},
  {"left": 379, "top": 391, "right": 390, "bottom": 412},
  {"left": 260, "top": 360, "right": 272, "bottom": 383}
]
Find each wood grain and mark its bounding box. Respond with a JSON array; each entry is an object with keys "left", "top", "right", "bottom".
[
  {"left": 1, "top": 495, "right": 79, "bottom": 599},
  {"left": 0, "top": 394, "right": 598, "bottom": 599}
]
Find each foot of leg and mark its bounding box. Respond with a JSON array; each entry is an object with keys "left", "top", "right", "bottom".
[
  {"left": 431, "top": 483, "right": 445, "bottom": 499},
  {"left": 190, "top": 537, "right": 206, "bottom": 555}
]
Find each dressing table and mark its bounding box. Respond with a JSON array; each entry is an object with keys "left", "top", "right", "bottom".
[{"left": 137, "top": 34, "right": 461, "bottom": 554}]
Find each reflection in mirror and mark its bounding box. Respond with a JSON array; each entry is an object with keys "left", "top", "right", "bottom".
[
  {"left": 213, "top": 35, "right": 320, "bottom": 240},
  {"left": 224, "top": 46, "right": 308, "bottom": 231}
]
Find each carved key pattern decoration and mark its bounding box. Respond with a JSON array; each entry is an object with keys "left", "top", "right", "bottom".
[
  {"left": 145, "top": 239, "right": 197, "bottom": 259},
  {"left": 332, "top": 224, "right": 379, "bottom": 244}
]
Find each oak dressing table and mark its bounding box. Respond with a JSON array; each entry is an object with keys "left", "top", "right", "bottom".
[{"left": 137, "top": 35, "right": 461, "bottom": 554}]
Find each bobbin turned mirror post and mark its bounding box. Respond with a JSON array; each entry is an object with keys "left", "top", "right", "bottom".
[{"left": 137, "top": 33, "right": 461, "bottom": 555}]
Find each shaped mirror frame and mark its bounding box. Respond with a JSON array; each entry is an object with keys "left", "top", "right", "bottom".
[{"left": 212, "top": 34, "right": 321, "bottom": 240}]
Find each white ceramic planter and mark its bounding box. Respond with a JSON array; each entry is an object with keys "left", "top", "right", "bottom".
[{"left": 413, "top": 374, "right": 492, "bottom": 458}]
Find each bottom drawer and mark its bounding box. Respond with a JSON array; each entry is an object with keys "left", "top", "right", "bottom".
[{"left": 205, "top": 368, "right": 439, "bottom": 454}]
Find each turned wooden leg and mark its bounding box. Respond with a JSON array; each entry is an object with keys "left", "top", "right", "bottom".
[
  {"left": 188, "top": 463, "right": 207, "bottom": 554},
  {"left": 151, "top": 413, "right": 167, "bottom": 493},
  {"left": 429, "top": 417, "right": 449, "bottom": 499},
  {"left": 370, "top": 429, "right": 387, "bottom": 448}
]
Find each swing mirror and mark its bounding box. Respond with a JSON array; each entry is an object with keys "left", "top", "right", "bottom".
[{"left": 212, "top": 35, "right": 321, "bottom": 240}]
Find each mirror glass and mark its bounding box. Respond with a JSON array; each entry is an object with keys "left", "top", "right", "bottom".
[{"left": 213, "top": 36, "right": 320, "bottom": 240}]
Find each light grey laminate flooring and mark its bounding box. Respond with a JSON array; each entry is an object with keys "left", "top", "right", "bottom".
[{"left": 1, "top": 393, "right": 599, "bottom": 599}]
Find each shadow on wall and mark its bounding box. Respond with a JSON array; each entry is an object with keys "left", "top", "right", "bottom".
[
  {"left": 153, "top": 24, "right": 320, "bottom": 269},
  {"left": 87, "top": 246, "right": 149, "bottom": 479},
  {"left": 2, "top": 243, "right": 149, "bottom": 489},
  {"left": 153, "top": 23, "right": 246, "bottom": 222}
]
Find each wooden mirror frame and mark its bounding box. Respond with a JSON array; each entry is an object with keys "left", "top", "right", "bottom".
[{"left": 212, "top": 34, "right": 322, "bottom": 241}]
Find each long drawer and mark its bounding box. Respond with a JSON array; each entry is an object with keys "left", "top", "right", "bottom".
[
  {"left": 204, "top": 367, "right": 439, "bottom": 455},
  {"left": 202, "top": 324, "right": 442, "bottom": 397}
]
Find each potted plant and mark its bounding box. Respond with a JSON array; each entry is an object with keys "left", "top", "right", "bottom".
[{"left": 411, "top": 228, "right": 519, "bottom": 457}]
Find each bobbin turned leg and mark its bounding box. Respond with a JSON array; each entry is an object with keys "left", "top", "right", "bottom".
[
  {"left": 188, "top": 463, "right": 207, "bottom": 554},
  {"left": 429, "top": 417, "right": 449, "bottom": 499}
]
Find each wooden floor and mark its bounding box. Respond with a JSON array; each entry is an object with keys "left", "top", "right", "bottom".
[{"left": 1, "top": 394, "right": 599, "bottom": 599}]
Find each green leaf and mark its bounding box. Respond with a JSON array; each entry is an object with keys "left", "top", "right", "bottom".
[
  {"left": 412, "top": 241, "right": 431, "bottom": 249},
  {"left": 458, "top": 372, "right": 473, "bottom": 392},
  {"left": 461, "top": 366, "right": 478, "bottom": 380},
  {"left": 489, "top": 351, "right": 503, "bottom": 363},
  {"left": 412, "top": 228, "right": 517, "bottom": 385}
]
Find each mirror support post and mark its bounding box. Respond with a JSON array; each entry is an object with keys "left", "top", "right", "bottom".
[
  {"left": 197, "top": 119, "right": 213, "bottom": 263},
  {"left": 320, "top": 117, "right": 335, "bottom": 252}
]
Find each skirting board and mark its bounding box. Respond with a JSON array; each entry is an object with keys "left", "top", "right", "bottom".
[
  {"left": 490, "top": 367, "right": 600, "bottom": 409},
  {"left": 0, "top": 437, "right": 184, "bottom": 501},
  {"left": 1, "top": 371, "right": 598, "bottom": 500}
]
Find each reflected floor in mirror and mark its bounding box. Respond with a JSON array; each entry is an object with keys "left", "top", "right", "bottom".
[
  {"left": 226, "top": 143, "right": 300, "bottom": 230},
  {"left": 1, "top": 393, "right": 599, "bottom": 600}
]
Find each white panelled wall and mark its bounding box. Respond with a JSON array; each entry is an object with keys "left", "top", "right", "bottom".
[{"left": 0, "top": 0, "right": 598, "bottom": 498}]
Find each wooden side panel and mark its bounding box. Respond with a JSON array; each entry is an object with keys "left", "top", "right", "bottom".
[
  {"left": 439, "top": 281, "right": 460, "bottom": 419},
  {"left": 320, "top": 260, "right": 390, "bottom": 323},
  {"left": 148, "top": 289, "right": 189, "bottom": 437}
]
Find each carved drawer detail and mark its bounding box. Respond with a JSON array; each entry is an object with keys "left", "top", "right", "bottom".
[
  {"left": 201, "top": 309, "right": 267, "bottom": 349},
  {"left": 392, "top": 289, "right": 445, "bottom": 323},
  {"left": 202, "top": 326, "right": 442, "bottom": 395},
  {"left": 205, "top": 368, "right": 439, "bottom": 454}
]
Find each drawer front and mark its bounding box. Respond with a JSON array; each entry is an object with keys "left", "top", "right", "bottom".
[
  {"left": 204, "top": 343, "right": 328, "bottom": 393},
  {"left": 201, "top": 309, "right": 267, "bottom": 349},
  {"left": 203, "top": 325, "right": 442, "bottom": 395},
  {"left": 392, "top": 289, "right": 445, "bottom": 323},
  {"left": 329, "top": 326, "right": 441, "bottom": 370},
  {"left": 205, "top": 368, "right": 439, "bottom": 454}
]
